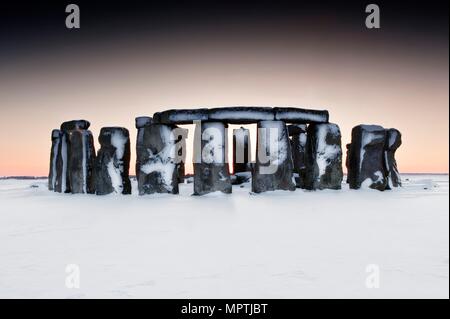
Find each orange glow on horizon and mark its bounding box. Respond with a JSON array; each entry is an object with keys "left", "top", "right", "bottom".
[{"left": 0, "top": 31, "right": 448, "bottom": 176}]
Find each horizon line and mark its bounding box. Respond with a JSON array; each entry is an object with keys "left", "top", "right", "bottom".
[{"left": 1, "top": 172, "right": 449, "bottom": 180}]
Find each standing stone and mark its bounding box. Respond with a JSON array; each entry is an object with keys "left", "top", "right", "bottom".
[
  {"left": 54, "top": 130, "right": 70, "bottom": 193},
  {"left": 193, "top": 122, "right": 232, "bottom": 195},
  {"left": 137, "top": 124, "right": 179, "bottom": 195},
  {"left": 94, "top": 127, "right": 131, "bottom": 195},
  {"left": 345, "top": 143, "right": 351, "bottom": 183},
  {"left": 385, "top": 128, "right": 402, "bottom": 188},
  {"left": 288, "top": 124, "right": 308, "bottom": 188},
  {"left": 347, "top": 125, "right": 388, "bottom": 191},
  {"left": 60, "top": 120, "right": 90, "bottom": 131},
  {"left": 135, "top": 116, "right": 153, "bottom": 129},
  {"left": 175, "top": 127, "right": 188, "bottom": 184},
  {"left": 252, "top": 120, "right": 296, "bottom": 193},
  {"left": 48, "top": 130, "right": 62, "bottom": 191},
  {"left": 232, "top": 127, "right": 251, "bottom": 174},
  {"left": 67, "top": 129, "right": 96, "bottom": 194},
  {"left": 54, "top": 120, "right": 92, "bottom": 193},
  {"left": 135, "top": 116, "right": 153, "bottom": 182},
  {"left": 304, "top": 123, "right": 343, "bottom": 190}
]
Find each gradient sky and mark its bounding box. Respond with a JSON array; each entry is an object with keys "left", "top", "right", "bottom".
[{"left": 0, "top": 1, "right": 448, "bottom": 176}]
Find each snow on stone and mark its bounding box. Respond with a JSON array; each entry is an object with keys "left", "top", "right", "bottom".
[
  {"left": 202, "top": 123, "right": 225, "bottom": 164},
  {"left": 156, "top": 109, "right": 209, "bottom": 124},
  {"left": 299, "top": 133, "right": 307, "bottom": 145},
  {"left": 61, "top": 134, "right": 68, "bottom": 193},
  {"left": 274, "top": 107, "right": 329, "bottom": 123},
  {"left": 361, "top": 170, "right": 384, "bottom": 188},
  {"left": 258, "top": 121, "right": 288, "bottom": 167},
  {"left": 208, "top": 107, "right": 274, "bottom": 122},
  {"left": 315, "top": 124, "right": 341, "bottom": 179},
  {"left": 388, "top": 129, "right": 399, "bottom": 148},
  {"left": 359, "top": 125, "right": 385, "bottom": 172},
  {"left": 107, "top": 159, "right": 123, "bottom": 194},
  {"left": 81, "top": 132, "right": 87, "bottom": 194},
  {"left": 140, "top": 125, "right": 177, "bottom": 191},
  {"left": 103, "top": 130, "right": 129, "bottom": 194},
  {"left": 111, "top": 130, "right": 128, "bottom": 160},
  {"left": 140, "top": 160, "right": 176, "bottom": 191},
  {"left": 384, "top": 151, "right": 394, "bottom": 188},
  {"left": 135, "top": 116, "right": 152, "bottom": 128},
  {"left": 50, "top": 137, "right": 60, "bottom": 189}
]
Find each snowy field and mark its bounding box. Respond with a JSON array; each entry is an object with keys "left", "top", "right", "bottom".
[{"left": 0, "top": 174, "right": 448, "bottom": 299}]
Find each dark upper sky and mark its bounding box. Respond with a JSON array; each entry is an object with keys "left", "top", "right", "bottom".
[{"left": 1, "top": 0, "right": 448, "bottom": 60}]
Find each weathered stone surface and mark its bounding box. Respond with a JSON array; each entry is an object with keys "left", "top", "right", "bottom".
[
  {"left": 274, "top": 107, "right": 329, "bottom": 124},
  {"left": 304, "top": 123, "right": 343, "bottom": 190},
  {"left": 48, "top": 130, "right": 62, "bottom": 191},
  {"left": 287, "top": 124, "right": 307, "bottom": 136},
  {"left": 135, "top": 116, "right": 152, "bottom": 129},
  {"left": 60, "top": 120, "right": 90, "bottom": 131},
  {"left": 385, "top": 128, "right": 402, "bottom": 189},
  {"left": 345, "top": 143, "right": 351, "bottom": 183},
  {"left": 135, "top": 117, "right": 153, "bottom": 182},
  {"left": 54, "top": 131, "right": 70, "bottom": 193},
  {"left": 288, "top": 124, "right": 308, "bottom": 188},
  {"left": 232, "top": 127, "right": 251, "bottom": 174},
  {"left": 252, "top": 120, "right": 296, "bottom": 193},
  {"left": 175, "top": 127, "right": 188, "bottom": 184},
  {"left": 193, "top": 122, "right": 232, "bottom": 195},
  {"left": 67, "top": 130, "right": 96, "bottom": 194},
  {"left": 153, "top": 109, "right": 209, "bottom": 125},
  {"left": 94, "top": 127, "right": 131, "bottom": 195},
  {"left": 137, "top": 124, "right": 179, "bottom": 195},
  {"left": 347, "top": 125, "right": 387, "bottom": 191},
  {"left": 208, "top": 107, "right": 274, "bottom": 124},
  {"left": 153, "top": 107, "right": 329, "bottom": 125},
  {"left": 54, "top": 119, "right": 93, "bottom": 193}
]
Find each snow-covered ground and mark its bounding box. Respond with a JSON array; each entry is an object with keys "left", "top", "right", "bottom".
[{"left": 0, "top": 174, "right": 448, "bottom": 298}]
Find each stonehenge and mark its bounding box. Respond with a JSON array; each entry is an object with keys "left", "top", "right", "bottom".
[
  {"left": 384, "top": 128, "right": 402, "bottom": 189},
  {"left": 175, "top": 127, "right": 189, "bottom": 184},
  {"left": 48, "top": 107, "right": 402, "bottom": 196},
  {"left": 153, "top": 109, "right": 209, "bottom": 125},
  {"left": 347, "top": 125, "right": 387, "bottom": 190},
  {"left": 94, "top": 127, "right": 131, "bottom": 195},
  {"left": 68, "top": 129, "right": 96, "bottom": 194},
  {"left": 304, "top": 123, "right": 343, "bottom": 190},
  {"left": 274, "top": 107, "right": 329, "bottom": 124},
  {"left": 346, "top": 125, "right": 402, "bottom": 191},
  {"left": 193, "top": 122, "right": 232, "bottom": 195},
  {"left": 52, "top": 120, "right": 95, "bottom": 194},
  {"left": 151, "top": 107, "right": 329, "bottom": 125},
  {"left": 135, "top": 116, "right": 153, "bottom": 182},
  {"left": 251, "top": 121, "right": 296, "bottom": 193},
  {"left": 208, "top": 107, "right": 274, "bottom": 124},
  {"left": 136, "top": 123, "right": 180, "bottom": 195},
  {"left": 48, "top": 130, "right": 62, "bottom": 191},
  {"left": 53, "top": 129, "right": 69, "bottom": 193},
  {"left": 288, "top": 124, "right": 307, "bottom": 188}
]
